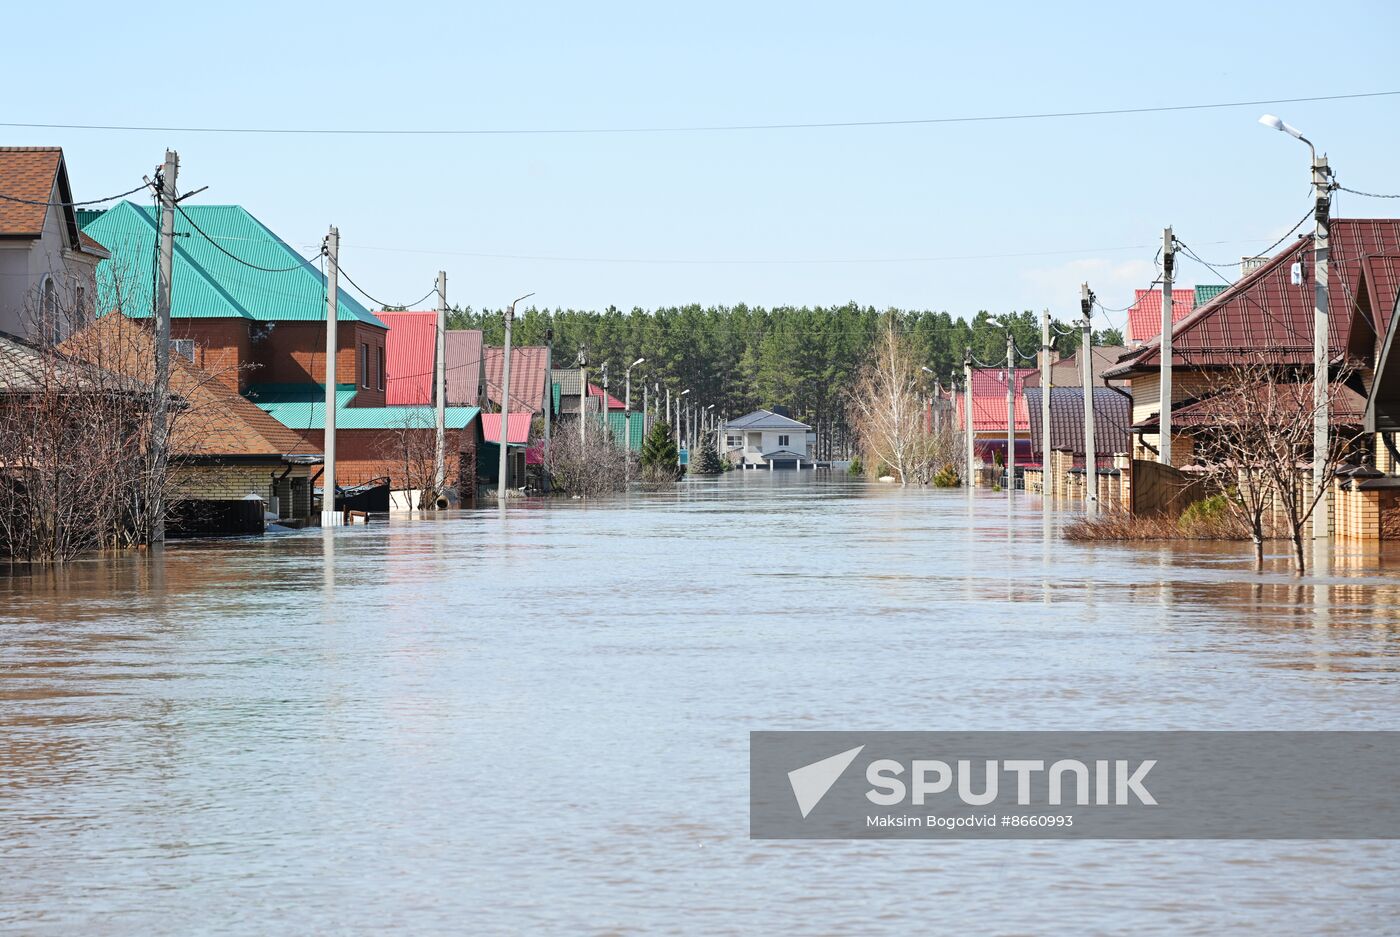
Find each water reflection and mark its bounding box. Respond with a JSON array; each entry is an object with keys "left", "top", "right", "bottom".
[{"left": 1, "top": 475, "right": 1397, "bottom": 933}]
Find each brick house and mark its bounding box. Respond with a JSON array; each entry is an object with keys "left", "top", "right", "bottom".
[
  {"left": 1105, "top": 219, "right": 1400, "bottom": 467},
  {"left": 79, "top": 202, "right": 388, "bottom": 401},
  {"left": 62, "top": 314, "right": 323, "bottom": 533}
]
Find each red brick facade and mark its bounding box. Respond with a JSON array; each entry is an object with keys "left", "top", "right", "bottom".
[
  {"left": 290, "top": 426, "right": 476, "bottom": 491},
  {"left": 174, "top": 317, "right": 387, "bottom": 402}
]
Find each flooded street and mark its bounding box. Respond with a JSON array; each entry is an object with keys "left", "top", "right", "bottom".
[{"left": 2, "top": 474, "right": 1398, "bottom": 934}]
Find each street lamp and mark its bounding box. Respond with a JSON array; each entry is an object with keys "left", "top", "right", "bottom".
[
  {"left": 625, "top": 357, "right": 645, "bottom": 479},
  {"left": 1260, "top": 112, "right": 1333, "bottom": 539},
  {"left": 497, "top": 291, "right": 534, "bottom": 504}
]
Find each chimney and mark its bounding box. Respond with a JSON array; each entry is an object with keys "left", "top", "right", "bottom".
[{"left": 1241, "top": 256, "right": 1267, "bottom": 273}]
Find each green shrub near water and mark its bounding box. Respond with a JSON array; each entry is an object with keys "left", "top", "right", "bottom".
[
  {"left": 847, "top": 456, "right": 864, "bottom": 476},
  {"left": 932, "top": 465, "right": 960, "bottom": 488}
]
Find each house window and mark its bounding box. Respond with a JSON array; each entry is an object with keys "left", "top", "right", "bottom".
[
  {"left": 778, "top": 434, "right": 790, "bottom": 448},
  {"left": 170, "top": 339, "right": 195, "bottom": 362},
  {"left": 41, "top": 275, "right": 59, "bottom": 343},
  {"left": 377, "top": 345, "right": 385, "bottom": 390},
  {"left": 360, "top": 342, "right": 369, "bottom": 388},
  {"left": 726, "top": 433, "right": 742, "bottom": 449},
  {"left": 75, "top": 286, "right": 86, "bottom": 321}
]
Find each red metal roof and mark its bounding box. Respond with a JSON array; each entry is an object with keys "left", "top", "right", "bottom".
[
  {"left": 1126, "top": 288, "right": 1197, "bottom": 344},
  {"left": 588, "top": 383, "right": 625, "bottom": 409},
  {"left": 445, "top": 329, "right": 483, "bottom": 405},
  {"left": 379, "top": 311, "right": 436, "bottom": 405},
  {"left": 483, "top": 346, "right": 550, "bottom": 413},
  {"left": 955, "top": 367, "right": 1035, "bottom": 432},
  {"left": 1110, "top": 220, "right": 1400, "bottom": 375},
  {"left": 480, "top": 412, "right": 532, "bottom": 444}
]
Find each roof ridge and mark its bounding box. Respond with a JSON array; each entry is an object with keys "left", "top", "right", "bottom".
[{"left": 235, "top": 206, "right": 383, "bottom": 328}]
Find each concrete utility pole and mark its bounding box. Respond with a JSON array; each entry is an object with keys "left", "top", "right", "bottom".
[
  {"left": 322, "top": 225, "right": 342, "bottom": 527},
  {"left": 1005, "top": 329, "right": 1015, "bottom": 493},
  {"left": 601, "top": 360, "right": 610, "bottom": 439},
  {"left": 964, "top": 349, "right": 975, "bottom": 488},
  {"left": 1260, "top": 113, "right": 1332, "bottom": 538},
  {"left": 625, "top": 357, "right": 644, "bottom": 478},
  {"left": 434, "top": 270, "right": 447, "bottom": 503},
  {"left": 1040, "top": 310, "right": 1052, "bottom": 478},
  {"left": 642, "top": 381, "right": 649, "bottom": 441},
  {"left": 678, "top": 389, "right": 690, "bottom": 466},
  {"left": 1160, "top": 227, "right": 1175, "bottom": 466},
  {"left": 497, "top": 292, "right": 534, "bottom": 503},
  {"left": 1081, "top": 283, "right": 1098, "bottom": 516},
  {"left": 577, "top": 347, "right": 587, "bottom": 445},
  {"left": 543, "top": 327, "right": 554, "bottom": 443},
  {"left": 151, "top": 149, "right": 178, "bottom": 543}
]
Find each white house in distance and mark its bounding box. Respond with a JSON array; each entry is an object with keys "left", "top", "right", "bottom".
[{"left": 719, "top": 408, "right": 813, "bottom": 469}]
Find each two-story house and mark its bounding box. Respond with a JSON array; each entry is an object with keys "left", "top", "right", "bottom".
[
  {"left": 0, "top": 147, "right": 109, "bottom": 342},
  {"left": 80, "top": 201, "right": 388, "bottom": 401},
  {"left": 719, "top": 408, "right": 813, "bottom": 469}
]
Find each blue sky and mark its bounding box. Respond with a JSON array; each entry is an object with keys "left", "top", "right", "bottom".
[{"left": 11, "top": 1, "right": 1400, "bottom": 330}]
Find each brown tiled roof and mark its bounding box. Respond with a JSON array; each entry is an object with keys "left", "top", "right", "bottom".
[
  {"left": 1106, "top": 219, "right": 1400, "bottom": 377},
  {"left": 62, "top": 315, "right": 320, "bottom": 460},
  {"left": 1023, "top": 346, "right": 1130, "bottom": 388},
  {"left": 0, "top": 147, "right": 62, "bottom": 237}
]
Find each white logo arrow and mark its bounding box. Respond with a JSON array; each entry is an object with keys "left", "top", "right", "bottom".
[{"left": 788, "top": 745, "right": 865, "bottom": 819}]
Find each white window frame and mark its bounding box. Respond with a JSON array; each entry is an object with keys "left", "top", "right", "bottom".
[
  {"left": 778, "top": 434, "right": 790, "bottom": 448},
  {"left": 171, "top": 338, "right": 196, "bottom": 362}
]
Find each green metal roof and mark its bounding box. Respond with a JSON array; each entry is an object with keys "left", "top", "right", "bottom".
[
  {"left": 80, "top": 201, "right": 384, "bottom": 327},
  {"left": 247, "top": 383, "right": 479, "bottom": 431},
  {"left": 1194, "top": 284, "right": 1227, "bottom": 306},
  {"left": 605, "top": 411, "right": 645, "bottom": 451}
]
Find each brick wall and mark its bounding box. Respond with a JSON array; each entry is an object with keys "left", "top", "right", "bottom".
[
  {"left": 174, "top": 319, "right": 252, "bottom": 392},
  {"left": 294, "top": 427, "right": 476, "bottom": 490},
  {"left": 251, "top": 321, "right": 387, "bottom": 404},
  {"left": 168, "top": 461, "right": 318, "bottom": 518}
]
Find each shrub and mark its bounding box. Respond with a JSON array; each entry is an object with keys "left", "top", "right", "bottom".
[
  {"left": 932, "top": 465, "right": 960, "bottom": 488},
  {"left": 847, "top": 456, "right": 864, "bottom": 476},
  {"left": 640, "top": 420, "right": 680, "bottom": 483}
]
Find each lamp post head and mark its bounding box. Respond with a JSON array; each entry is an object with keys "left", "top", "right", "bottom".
[
  {"left": 631, "top": 357, "right": 645, "bottom": 368},
  {"left": 680, "top": 388, "right": 691, "bottom": 396},
  {"left": 1258, "top": 113, "right": 1306, "bottom": 140}
]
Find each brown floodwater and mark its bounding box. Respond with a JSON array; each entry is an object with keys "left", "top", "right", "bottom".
[{"left": 2, "top": 474, "right": 1398, "bottom": 933}]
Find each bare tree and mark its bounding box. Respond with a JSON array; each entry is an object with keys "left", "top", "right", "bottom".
[
  {"left": 540, "top": 420, "right": 633, "bottom": 496},
  {"left": 845, "top": 318, "right": 965, "bottom": 486},
  {"left": 1193, "top": 353, "right": 1360, "bottom": 574},
  {"left": 382, "top": 410, "right": 449, "bottom": 510}
]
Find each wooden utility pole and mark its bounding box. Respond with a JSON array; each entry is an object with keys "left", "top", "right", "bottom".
[
  {"left": 322, "top": 226, "right": 342, "bottom": 527},
  {"left": 1081, "top": 283, "right": 1098, "bottom": 515},
  {"left": 434, "top": 270, "right": 447, "bottom": 502},
  {"left": 1160, "top": 227, "right": 1174, "bottom": 466},
  {"left": 151, "top": 149, "right": 178, "bottom": 543}
]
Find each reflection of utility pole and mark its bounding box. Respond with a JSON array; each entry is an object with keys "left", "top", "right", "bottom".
[
  {"left": 1081, "top": 283, "right": 1098, "bottom": 516},
  {"left": 152, "top": 149, "right": 178, "bottom": 542}
]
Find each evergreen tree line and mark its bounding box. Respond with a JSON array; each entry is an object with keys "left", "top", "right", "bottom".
[{"left": 448, "top": 304, "right": 1122, "bottom": 458}]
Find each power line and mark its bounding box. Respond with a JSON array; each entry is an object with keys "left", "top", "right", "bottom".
[
  {"left": 1337, "top": 184, "right": 1400, "bottom": 199},
  {"left": 1176, "top": 207, "right": 1313, "bottom": 267},
  {"left": 0, "top": 180, "right": 150, "bottom": 208},
  {"left": 336, "top": 266, "right": 437, "bottom": 311},
  {"left": 4, "top": 90, "right": 1395, "bottom": 136},
  {"left": 175, "top": 202, "right": 321, "bottom": 273}
]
